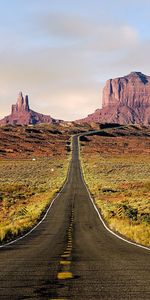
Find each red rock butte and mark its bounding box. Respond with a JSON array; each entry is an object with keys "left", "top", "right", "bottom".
[
  {"left": 11, "top": 92, "right": 30, "bottom": 114},
  {"left": 78, "top": 72, "right": 150, "bottom": 125},
  {"left": 0, "top": 92, "right": 59, "bottom": 125}
]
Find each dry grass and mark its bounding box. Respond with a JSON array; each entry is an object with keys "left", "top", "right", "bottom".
[
  {"left": 80, "top": 126, "right": 150, "bottom": 247},
  {"left": 0, "top": 156, "right": 70, "bottom": 243},
  {"left": 0, "top": 124, "right": 72, "bottom": 243}
]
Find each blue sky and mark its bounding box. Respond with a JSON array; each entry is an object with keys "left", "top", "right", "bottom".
[{"left": 0, "top": 0, "right": 150, "bottom": 120}]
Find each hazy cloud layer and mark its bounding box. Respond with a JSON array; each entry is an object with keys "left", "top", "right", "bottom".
[{"left": 0, "top": 1, "right": 150, "bottom": 120}]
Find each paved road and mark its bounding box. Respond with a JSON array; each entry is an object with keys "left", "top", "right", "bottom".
[{"left": 0, "top": 136, "right": 149, "bottom": 300}]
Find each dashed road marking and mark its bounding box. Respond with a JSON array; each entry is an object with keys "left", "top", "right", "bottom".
[
  {"left": 61, "top": 254, "right": 70, "bottom": 258},
  {"left": 57, "top": 272, "right": 73, "bottom": 280},
  {"left": 57, "top": 209, "right": 74, "bottom": 281},
  {"left": 60, "top": 261, "right": 71, "bottom": 265},
  {"left": 66, "top": 246, "right": 72, "bottom": 250}
]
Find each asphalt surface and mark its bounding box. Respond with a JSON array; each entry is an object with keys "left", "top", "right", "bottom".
[{"left": 0, "top": 135, "right": 149, "bottom": 300}]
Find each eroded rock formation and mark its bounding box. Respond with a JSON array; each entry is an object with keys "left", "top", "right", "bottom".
[
  {"left": 78, "top": 72, "right": 150, "bottom": 125},
  {"left": 0, "top": 92, "right": 59, "bottom": 125}
]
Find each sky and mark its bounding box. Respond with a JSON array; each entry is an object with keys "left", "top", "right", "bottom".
[{"left": 0, "top": 0, "right": 150, "bottom": 121}]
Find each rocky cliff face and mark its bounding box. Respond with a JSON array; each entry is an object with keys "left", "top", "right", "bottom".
[
  {"left": 11, "top": 92, "right": 30, "bottom": 114},
  {"left": 0, "top": 92, "right": 60, "bottom": 125},
  {"left": 78, "top": 72, "right": 150, "bottom": 125}
]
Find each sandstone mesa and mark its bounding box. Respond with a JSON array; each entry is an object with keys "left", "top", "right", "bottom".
[{"left": 78, "top": 72, "right": 150, "bottom": 125}]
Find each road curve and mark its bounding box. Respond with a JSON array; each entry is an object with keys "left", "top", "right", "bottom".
[{"left": 0, "top": 135, "right": 149, "bottom": 300}]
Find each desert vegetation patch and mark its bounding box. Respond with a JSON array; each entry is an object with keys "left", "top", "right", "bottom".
[{"left": 80, "top": 125, "right": 150, "bottom": 247}]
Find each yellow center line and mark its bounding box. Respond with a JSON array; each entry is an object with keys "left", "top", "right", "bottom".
[
  {"left": 60, "top": 260, "right": 71, "bottom": 265},
  {"left": 66, "top": 249, "right": 72, "bottom": 253},
  {"left": 57, "top": 272, "right": 73, "bottom": 280},
  {"left": 67, "top": 241, "right": 72, "bottom": 245},
  {"left": 57, "top": 211, "right": 74, "bottom": 281},
  {"left": 66, "top": 245, "right": 72, "bottom": 249},
  {"left": 61, "top": 254, "right": 70, "bottom": 258},
  {"left": 63, "top": 251, "right": 71, "bottom": 255}
]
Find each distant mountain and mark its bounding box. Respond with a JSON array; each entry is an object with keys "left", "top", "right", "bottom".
[
  {"left": 0, "top": 92, "right": 60, "bottom": 125},
  {"left": 77, "top": 72, "right": 150, "bottom": 125}
]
